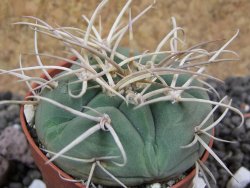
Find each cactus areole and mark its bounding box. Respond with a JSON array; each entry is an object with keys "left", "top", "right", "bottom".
[{"left": 34, "top": 51, "right": 213, "bottom": 186}]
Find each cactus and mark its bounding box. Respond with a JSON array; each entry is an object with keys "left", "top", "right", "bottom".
[
  {"left": 35, "top": 58, "right": 213, "bottom": 186},
  {"left": 0, "top": 1, "right": 244, "bottom": 187}
]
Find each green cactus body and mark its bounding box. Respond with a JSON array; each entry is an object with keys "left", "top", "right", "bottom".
[{"left": 34, "top": 50, "right": 213, "bottom": 186}]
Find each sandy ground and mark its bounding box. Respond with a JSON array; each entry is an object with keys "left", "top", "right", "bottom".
[{"left": 0, "top": 0, "right": 249, "bottom": 95}]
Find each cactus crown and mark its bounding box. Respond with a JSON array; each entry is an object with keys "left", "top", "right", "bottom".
[{"left": 0, "top": 0, "right": 244, "bottom": 187}]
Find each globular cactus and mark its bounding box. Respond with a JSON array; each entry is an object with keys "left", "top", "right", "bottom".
[
  {"left": 0, "top": 1, "right": 244, "bottom": 187},
  {"left": 35, "top": 58, "right": 213, "bottom": 186}
]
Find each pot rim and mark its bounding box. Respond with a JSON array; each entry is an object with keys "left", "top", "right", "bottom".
[{"left": 20, "top": 57, "right": 214, "bottom": 188}]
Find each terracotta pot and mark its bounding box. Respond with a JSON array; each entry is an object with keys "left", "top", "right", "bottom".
[{"left": 20, "top": 57, "right": 213, "bottom": 188}]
